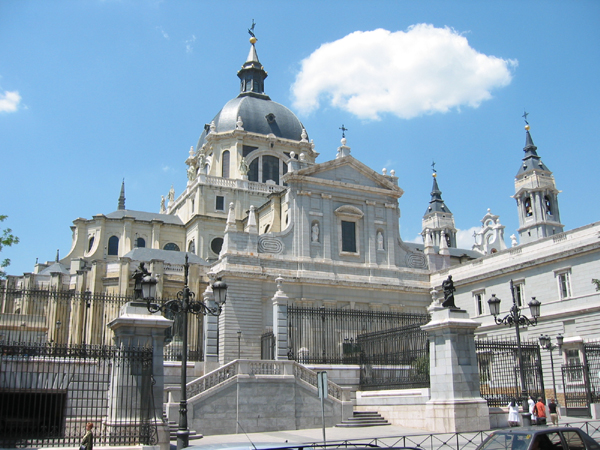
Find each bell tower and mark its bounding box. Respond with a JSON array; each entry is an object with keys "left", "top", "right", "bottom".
[
  {"left": 422, "top": 167, "right": 457, "bottom": 248},
  {"left": 513, "top": 116, "right": 563, "bottom": 244}
]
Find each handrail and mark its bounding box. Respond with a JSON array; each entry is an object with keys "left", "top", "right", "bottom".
[{"left": 185, "top": 359, "right": 346, "bottom": 401}]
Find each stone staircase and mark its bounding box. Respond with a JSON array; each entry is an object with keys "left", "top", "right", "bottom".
[
  {"left": 164, "top": 415, "right": 203, "bottom": 441},
  {"left": 336, "top": 411, "right": 391, "bottom": 427}
]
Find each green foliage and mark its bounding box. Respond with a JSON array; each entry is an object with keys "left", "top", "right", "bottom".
[
  {"left": 593, "top": 279, "right": 600, "bottom": 292},
  {"left": 0, "top": 215, "right": 19, "bottom": 278},
  {"left": 411, "top": 354, "right": 430, "bottom": 376}
]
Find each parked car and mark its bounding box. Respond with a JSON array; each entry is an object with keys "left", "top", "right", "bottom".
[{"left": 476, "top": 427, "right": 600, "bottom": 450}]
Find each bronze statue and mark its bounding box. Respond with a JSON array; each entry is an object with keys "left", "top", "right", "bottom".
[{"left": 442, "top": 275, "right": 456, "bottom": 308}]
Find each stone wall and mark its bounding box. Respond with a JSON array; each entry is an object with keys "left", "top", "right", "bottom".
[{"left": 182, "top": 372, "right": 350, "bottom": 436}]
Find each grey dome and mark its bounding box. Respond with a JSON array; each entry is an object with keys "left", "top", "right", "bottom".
[{"left": 196, "top": 93, "right": 306, "bottom": 150}]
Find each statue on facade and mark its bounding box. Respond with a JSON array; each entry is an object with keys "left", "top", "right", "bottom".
[
  {"left": 187, "top": 164, "right": 196, "bottom": 182},
  {"left": 311, "top": 222, "right": 319, "bottom": 243},
  {"left": 160, "top": 196, "right": 166, "bottom": 213},
  {"left": 377, "top": 231, "right": 384, "bottom": 250},
  {"left": 442, "top": 275, "right": 456, "bottom": 308},
  {"left": 168, "top": 185, "right": 175, "bottom": 203},
  {"left": 239, "top": 157, "right": 249, "bottom": 176}
]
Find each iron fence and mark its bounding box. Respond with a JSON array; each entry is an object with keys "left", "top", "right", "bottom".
[
  {"left": 0, "top": 342, "right": 157, "bottom": 448},
  {"left": 261, "top": 330, "right": 275, "bottom": 360},
  {"left": 301, "top": 419, "right": 600, "bottom": 450},
  {"left": 476, "top": 337, "right": 544, "bottom": 407},
  {"left": 358, "top": 323, "right": 430, "bottom": 390},
  {"left": 0, "top": 287, "right": 204, "bottom": 362},
  {"left": 287, "top": 305, "right": 429, "bottom": 365},
  {"left": 561, "top": 340, "right": 600, "bottom": 417}
]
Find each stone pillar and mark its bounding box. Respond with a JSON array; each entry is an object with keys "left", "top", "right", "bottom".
[
  {"left": 272, "top": 276, "right": 289, "bottom": 360},
  {"left": 421, "top": 298, "right": 490, "bottom": 433},
  {"left": 107, "top": 302, "right": 173, "bottom": 450},
  {"left": 202, "top": 277, "right": 220, "bottom": 372}
]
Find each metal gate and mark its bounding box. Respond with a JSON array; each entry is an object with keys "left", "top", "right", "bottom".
[
  {"left": 561, "top": 363, "right": 591, "bottom": 417},
  {"left": 358, "top": 323, "right": 430, "bottom": 390},
  {"left": 0, "top": 342, "right": 157, "bottom": 448},
  {"left": 476, "top": 338, "right": 544, "bottom": 407}
]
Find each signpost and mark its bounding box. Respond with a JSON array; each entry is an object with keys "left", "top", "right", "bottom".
[{"left": 317, "top": 371, "right": 328, "bottom": 445}]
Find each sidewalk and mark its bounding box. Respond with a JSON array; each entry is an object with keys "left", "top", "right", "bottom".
[
  {"left": 194, "top": 423, "right": 426, "bottom": 447},
  {"left": 190, "top": 413, "right": 597, "bottom": 447}
]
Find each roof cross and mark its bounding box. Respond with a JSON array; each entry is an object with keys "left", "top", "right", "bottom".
[
  {"left": 339, "top": 124, "right": 348, "bottom": 138},
  {"left": 522, "top": 110, "right": 529, "bottom": 125},
  {"left": 431, "top": 160, "right": 437, "bottom": 173}
]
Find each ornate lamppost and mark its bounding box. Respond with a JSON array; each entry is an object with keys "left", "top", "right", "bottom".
[
  {"left": 539, "top": 334, "right": 563, "bottom": 405},
  {"left": 139, "top": 255, "right": 227, "bottom": 450},
  {"left": 488, "top": 279, "right": 541, "bottom": 425}
]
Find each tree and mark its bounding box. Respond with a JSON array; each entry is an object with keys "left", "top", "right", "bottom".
[{"left": 0, "top": 215, "right": 19, "bottom": 278}]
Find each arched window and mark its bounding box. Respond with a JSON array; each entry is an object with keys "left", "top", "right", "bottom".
[
  {"left": 188, "top": 240, "right": 196, "bottom": 254},
  {"left": 210, "top": 237, "right": 223, "bottom": 255},
  {"left": 136, "top": 237, "right": 145, "bottom": 248},
  {"left": 222, "top": 150, "right": 230, "bottom": 178},
  {"left": 524, "top": 197, "right": 533, "bottom": 217},
  {"left": 263, "top": 155, "right": 279, "bottom": 184},
  {"left": 163, "top": 243, "right": 180, "bottom": 251},
  {"left": 88, "top": 236, "right": 95, "bottom": 252},
  {"left": 248, "top": 159, "right": 259, "bottom": 182},
  {"left": 108, "top": 236, "right": 119, "bottom": 255}
]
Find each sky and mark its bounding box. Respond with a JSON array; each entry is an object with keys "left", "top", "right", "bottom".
[{"left": 1, "top": 0, "right": 599, "bottom": 276}]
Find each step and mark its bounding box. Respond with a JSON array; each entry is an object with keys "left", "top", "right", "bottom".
[{"left": 335, "top": 411, "right": 390, "bottom": 427}]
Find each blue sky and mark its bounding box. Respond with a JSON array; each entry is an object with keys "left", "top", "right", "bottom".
[{"left": 1, "top": 0, "right": 599, "bottom": 276}]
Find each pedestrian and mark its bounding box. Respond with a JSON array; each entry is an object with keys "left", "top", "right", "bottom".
[
  {"left": 528, "top": 396, "right": 536, "bottom": 424},
  {"left": 508, "top": 398, "right": 520, "bottom": 427},
  {"left": 80, "top": 422, "right": 94, "bottom": 450},
  {"left": 535, "top": 397, "right": 547, "bottom": 425},
  {"left": 548, "top": 398, "right": 560, "bottom": 425}
]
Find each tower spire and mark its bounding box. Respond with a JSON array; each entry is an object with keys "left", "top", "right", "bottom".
[
  {"left": 118, "top": 179, "right": 126, "bottom": 210},
  {"left": 421, "top": 168, "right": 457, "bottom": 248},
  {"left": 513, "top": 117, "right": 564, "bottom": 243},
  {"left": 237, "top": 21, "right": 269, "bottom": 98}
]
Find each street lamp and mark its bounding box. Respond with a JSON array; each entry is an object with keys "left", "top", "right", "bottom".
[
  {"left": 539, "top": 334, "right": 563, "bottom": 405},
  {"left": 140, "top": 255, "right": 227, "bottom": 450},
  {"left": 488, "top": 279, "right": 541, "bottom": 425}
]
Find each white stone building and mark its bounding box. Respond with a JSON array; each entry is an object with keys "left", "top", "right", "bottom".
[{"left": 3, "top": 36, "right": 599, "bottom": 407}]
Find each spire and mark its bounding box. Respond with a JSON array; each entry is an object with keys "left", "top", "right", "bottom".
[
  {"left": 237, "top": 24, "right": 269, "bottom": 98},
  {"left": 118, "top": 179, "right": 126, "bottom": 210},
  {"left": 517, "top": 116, "right": 549, "bottom": 176},
  {"left": 424, "top": 172, "right": 451, "bottom": 215}
]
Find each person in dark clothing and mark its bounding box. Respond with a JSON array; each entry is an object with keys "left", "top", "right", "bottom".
[{"left": 548, "top": 398, "right": 560, "bottom": 425}]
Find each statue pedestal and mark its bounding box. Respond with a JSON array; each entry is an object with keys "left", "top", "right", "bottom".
[{"left": 421, "top": 306, "right": 490, "bottom": 433}]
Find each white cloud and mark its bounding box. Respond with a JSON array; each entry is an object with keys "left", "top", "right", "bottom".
[
  {"left": 185, "top": 35, "right": 196, "bottom": 53},
  {"left": 292, "top": 25, "right": 517, "bottom": 120},
  {"left": 0, "top": 90, "right": 21, "bottom": 113},
  {"left": 156, "top": 26, "right": 169, "bottom": 40},
  {"left": 456, "top": 226, "right": 479, "bottom": 249}
]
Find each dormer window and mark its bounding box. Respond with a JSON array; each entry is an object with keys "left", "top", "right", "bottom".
[{"left": 265, "top": 113, "right": 276, "bottom": 124}]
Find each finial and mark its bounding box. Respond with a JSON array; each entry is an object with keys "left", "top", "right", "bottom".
[
  {"left": 248, "top": 19, "right": 257, "bottom": 44},
  {"left": 339, "top": 124, "right": 348, "bottom": 139}
]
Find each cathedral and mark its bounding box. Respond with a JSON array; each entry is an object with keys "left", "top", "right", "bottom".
[{"left": 3, "top": 35, "right": 599, "bottom": 390}]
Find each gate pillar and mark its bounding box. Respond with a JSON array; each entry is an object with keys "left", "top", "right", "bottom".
[
  {"left": 108, "top": 301, "right": 173, "bottom": 450},
  {"left": 421, "top": 301, "right": 490, "bottom": 433},
  {"left": 272, "top": 276, "right": 289, "bottom": 360}
]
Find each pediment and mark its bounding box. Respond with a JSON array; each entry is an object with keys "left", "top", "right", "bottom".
[{"left": 288, "top": 156, "right": 403, "bottom": 197}]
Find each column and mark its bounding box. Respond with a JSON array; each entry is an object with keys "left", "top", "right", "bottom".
[{"left": 421, "top": 298, "right": 490, "bottom": 433}]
